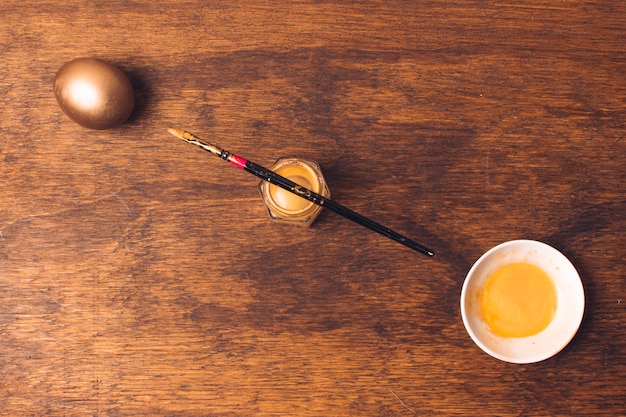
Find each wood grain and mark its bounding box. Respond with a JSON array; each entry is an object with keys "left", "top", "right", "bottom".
[{"left": 1, "top": 1, "right": 625, "bottom": 415}]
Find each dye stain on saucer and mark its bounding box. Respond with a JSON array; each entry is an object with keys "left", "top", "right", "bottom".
[{"left": 480, "top": 262, "right": 558, "bottom": 338}]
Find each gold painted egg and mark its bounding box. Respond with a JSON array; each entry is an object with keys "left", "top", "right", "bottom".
[{"left": 54, "top": 58, "right": 135, "bottom": 130}]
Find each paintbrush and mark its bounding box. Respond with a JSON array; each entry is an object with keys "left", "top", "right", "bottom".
[{"left": 168, "top": 127, "right": 434, "bottom": 257}]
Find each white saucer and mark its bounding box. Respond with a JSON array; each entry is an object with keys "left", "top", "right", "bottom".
[{"left": 460, "top": 240, "right": 585, "bottom": 363}]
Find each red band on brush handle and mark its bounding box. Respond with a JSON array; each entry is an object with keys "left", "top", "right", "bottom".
[{"left": 229, "top": 154, "right": 248, "bottom": 169}]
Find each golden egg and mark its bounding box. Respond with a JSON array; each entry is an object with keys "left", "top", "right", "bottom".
[{"left": 54, "top": 58, "right": 135, "bottom": 130}]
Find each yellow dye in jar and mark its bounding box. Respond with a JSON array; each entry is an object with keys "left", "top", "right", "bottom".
[
  {"left": 259, "top": 157, "right": 330, "bottom": 226},
  {"left": 480, "top": 262, "right": 557, "bottom": 338},
  {"left": 268, "top": 163, "right": 316, "bottom": 213}
]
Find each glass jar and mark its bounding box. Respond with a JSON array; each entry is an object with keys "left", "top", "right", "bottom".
[{"left": 258, "top": 157, "right": 331, "bottom": 226}]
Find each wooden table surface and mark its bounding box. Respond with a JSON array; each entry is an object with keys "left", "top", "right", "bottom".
[{"left": 2, "top": 1, "right": 625, "bottom": 415}]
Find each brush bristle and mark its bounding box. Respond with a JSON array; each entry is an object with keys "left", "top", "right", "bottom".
[{"left": 167, "top": 127, "right": 185, "bottom": 139}]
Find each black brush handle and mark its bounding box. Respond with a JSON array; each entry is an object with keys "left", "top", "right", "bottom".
[{"left": 245, "top": 160, "right": 434, "bottom": 257}]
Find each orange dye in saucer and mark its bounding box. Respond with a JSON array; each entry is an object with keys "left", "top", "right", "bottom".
[{"left": 480, "top": 262, "right": 557, "bottom": 338}]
